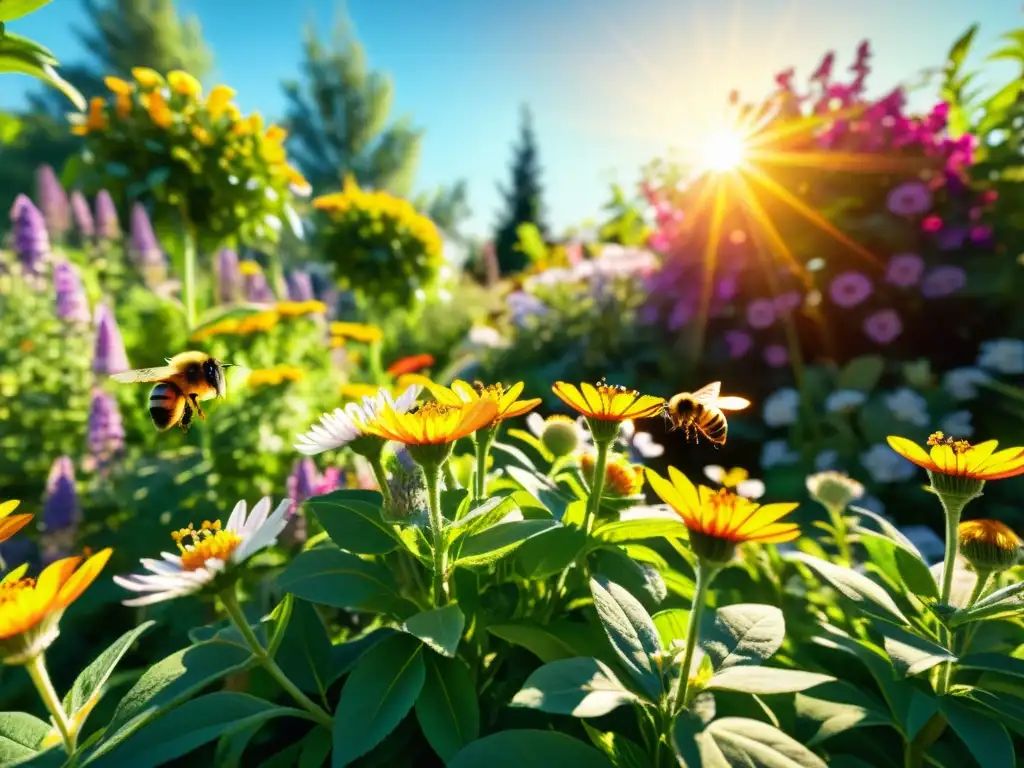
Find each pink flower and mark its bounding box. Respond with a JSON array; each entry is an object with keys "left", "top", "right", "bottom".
[
  {"left": 746, "top": 298, "right": 777, "bottom": 329},
  {"left": 716, "top": 275, "right": 738, "bottom": 301},
  {"left": 764, "top": 345, "right": 789, "bottom": 367},
  {"left": 969, "top": 225, "right": 992, "bottom": 246},
  {"left": 921, "top": 266, "right": 966, "bottom": 298},
  {"left": 886, "top": 181, "right": 932, "bottom": 216},
  {"left": 829, "top": 271, "right": 873, "bottom": 307},
  {"left": 724, "top": 330, "right": 752, "bottom": 358},
  {"left": 863, "top": 309, "right": 903, "bottom": 345},
  {"left": 885, "top": 253, "right": 924, "bottom": 287},
  {"left": 774, "top": 291, "right": 802, "bottom": 314},
  {"left": 921, "top": 215, "right": 942, "bottom": 233}
]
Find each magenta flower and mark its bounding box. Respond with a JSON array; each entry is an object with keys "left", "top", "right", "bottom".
[
  {"left": 746, "top": 298, "right": 777, "bottom": 329},
  {"left": 716, "top": 274, "right": 738, "bottom": 302},
  {"left": 764, "top": 344, "right": 789, "bottom": 367},
  {"left": 921, "top": 215, "right": 942, "bottom": 233},
  {"left": 86, "top": 389, "right": 125, "bottom": 460},
  {"left": 11, "top": 194, "right": 50, "bottom": 276},
  {"left": 92, "top": 302, "right": 130, "bottom": 375},
  {"left": 829, "top": 271, "right": 873, "bottom": 307},
  {"left": 43, "top": 457, "right": 78, "bottom": 531},
  {"left": 886, "top": 181, "right": 932, "bottom": 216},
  {"left": 35, "top": 165, "right": 70, "bottom": 242},
  {"left": 863, "top": 309, "right": 903, "bottom": 345},
  {"left": 94, "top": 190, "right": 121, "bottom": 240},
  {"left": 921, "top": 266, "right": 966, "bottom": 298},
  {"left": 217, "top": 248, "right": 240, "bottom": 303},
  {"left": 69, "top": 191, "right": 95, "bottom": 240},
  {"left": 969, "top": 225, "right": 993, "bottom": 247},
  {"left": 724, "top": 330, "right": 752, "bottom": 358},
  {"left": 53, "top": 260, "right": 91, "bottom": 323},
  {"left": 885, "top": 253, "right": 924, "bottom": 287}
]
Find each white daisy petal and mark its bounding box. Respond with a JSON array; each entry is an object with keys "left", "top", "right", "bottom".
[
  {"left": 525, "top": 412, "right": 545, "bottom": 438},
  {"left": 632, "top": 432, "right": 664, "bottom": 458},
  {"left": 737, "top": 479, "right": 766, "bottom": 499},
  {"left": 241, "top": 497, "right": 271, "bottom": 537},
  {"left": 703, "top": 465, "right": 725, "bottom": 484},
  {"left": 394, "top": 384, "right": 422, "bottom": 413},
  {"left": 225, "top": 500, "right": 247, "bottom": 533},
  {"left": 123, "top": 590, "right": 194, "bottom": 607}
]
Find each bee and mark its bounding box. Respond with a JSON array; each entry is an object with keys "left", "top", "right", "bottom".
[
  {"left": 666, "top": 381, "right": 751, "bottom": 446},
  {"left": 110, "top": 351, "right": 234, "bottom": 433}
]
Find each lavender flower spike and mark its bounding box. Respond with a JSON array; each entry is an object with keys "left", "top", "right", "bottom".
[
  {"left": 35, "top": 164, "right": 70, "bottom": 242},
  {"left": 43, "top": 456, "right": 79, "bottom": 532},
  {"left": 217, "top": 248, "right": 240, "bottom": 303},
  {"left": 92, "top": 302, "right": 130, "bottom": 375},
  {"left": 70, "top": 191, "right": 95, "bottom": 241},
  {"left": 11, "top": 194, "right": 50, "bottom": 277},
  {"left": 87, "top": 389, "right": 126, "bottom": 460},
  {"left": 53, "top": 259, "right": 91, "bottom": 323},
  {"left": 94, "top": 190, "right": 121, "bottom": 240},
  {"left": 130, "top": 203, "right": 167, "bottom": 285},
  {"left": 287, "top": 270, "right": 314, "bottom": 301}
]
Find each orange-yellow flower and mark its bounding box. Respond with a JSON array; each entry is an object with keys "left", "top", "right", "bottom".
[
  {"left": 275, "top": 300, "right": 327, "bottom": 318},
  {"left": 646, "top": 466, "right": 799, "bottom": 551},
  {"left": 330, "top": 322, "right": 384, "bottom": 344},
  {"left": 0, "top": 501, "right": 32, "bottom": 544},
  {"left": 552, "top": 380, "right": 664, "bottom": 422},
  {"left": 114, "top": 93, "right": 132, "bottom": 119},
  {"left": 340, "top": 383, "right": 381, "bottom": 401},
  {"left": 887, "top": 433, "right": 1024, "bottom": 482},
  {"left": 235, "top": 310, "right": 279, "bottom": 335},
  {"left": 103, "top": 76, "right": 134, "bottom": 96},
  {"left": 386, "top": 354, "right": 436, "bottom": 377},
  {"left": 131, "top": 67, "right": 164, "bottom": 89},
  {"left": 72, "top": 97, "right": 108, "bottom": 135},
  {"left": 423, "top": 379, "right": 541, "bottom": 424},
  {"left": 958, "top": 519, "right": 1021, "bottom": 572},
  {"left": 358, "top": 398, "right": 499, "bottom": 447},
  {"left": 581, "top": 453, "right": 643, "bottom": 496},
  {"left": 146, "top": 90, "right": 173, "bottom": 129},
  {"left": 206, "top": 84, "right": 236, "bottom": 118},
  {"left": 168, "top": 70, "right": 202, "bottom": 98},
  {"left": 0, "top": 549, "right": 112, "bottom": 664}
]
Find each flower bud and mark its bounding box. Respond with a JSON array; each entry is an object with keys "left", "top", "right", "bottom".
[
  {"left": 806, "top": 470, "right": 864, "bottom": 510},
  {"left": 540, "top": 415, "right": 579, "bottom": 457},
  {"left": 959, "top": 519, "right": 1021, "bottom": 573},
  {"left": 579, "top": 452, "right": 644, "bottom": 496},
  {"left": 384, "top": 450, "right": 427, "bottom": 522}
]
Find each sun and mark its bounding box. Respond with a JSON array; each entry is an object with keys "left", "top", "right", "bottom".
[{"left": 700, "top": 129, "right": 747, "bottom": 173}]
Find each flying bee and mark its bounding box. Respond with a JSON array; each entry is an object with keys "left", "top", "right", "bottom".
[
  {"left": 666, "top": 381, "right": 751, "bottom": 446},
  {"left": 110, "top": 351, "right": 234, "bottom": 433}
]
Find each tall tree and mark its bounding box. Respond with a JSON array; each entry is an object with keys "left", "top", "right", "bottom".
[
  {"left": 415, "top": 180, "right": 471, "bottom": 241},
  {"left": 494, "top": 104, "right": 546, "bottom": 275},
  {"left": 282, "top": 18, "right": 422, "bottom": 196}
]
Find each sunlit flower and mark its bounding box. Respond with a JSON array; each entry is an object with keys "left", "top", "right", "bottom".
[
  {"left": 131, "top": 67, "right": 164, "bottom": 89},
  {"left": 206, "top": 85, "right": 236, "bottom": 118},
  {"left": 0, "top": 549, "right": 112, "bottom": 664},
  {"left": 829, "top": 271, "right": 873, "bottom": 308},
  {"left": 887, "top": 433, "right": 1024, "bottom": 482},
  {"left": 275, "top": 300, "right": 327, "bottom": 318},
  {"left": 386, "top": 354, "right": 435, "bottom": 377},
  {"left": 885, "top": 253, "right": 925, "bottom": 287},
  {"left": 581, "top": 452, "right": 643, "bottom": 496},
  {"left": 423, "top": 379, "right": 541, "bottom": 426},
  {"left": 113, "top": 498, "right": 289, "bottom": 607},
  {"left": 806, "top": 470, "right": 864, "bottom": 510},
  {"left": 357, "top": 398, "right": 499, "bottom": 447},
  {"left": 703, "top": 466, "right": 765, "bottom": 499},
  {"left": 329, "top": 322, "right": 384, "bottom": 344},
  {"left": 235, "top": 310, "right": 279, "bottom": 334},
  {"left": 340, "top": 383, "right": 384, "bottom": 401},
  {"left": 887, "top": 181, "right": 932, "bottom": 216},
  {"left": 958, "top": 519, "right": 1021, "bottom": 573},
  {"left": 863, "top": 309, "right": 902, "bottom": 345},
  {"left": 0, "top": 501, "right": 32, "bottom": 544},
  {"left": 296, "top": 385, "right": 422, "bottom": 455},
  {"left": 525, "top": 413, "right": 586, "bottom": 458},
  {"left": 145, "top": 90, "right": 172, "bottom": 129},
  {"left": 167, "top": 70, "right": 202, "bottom": 98},
  {"left": 552, "top": 381, "right": 664, "bottom": 423}
]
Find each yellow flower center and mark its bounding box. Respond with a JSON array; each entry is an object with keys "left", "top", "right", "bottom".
[
  {"left": 473, "top": 381, "right": 504, "bottom": 399},
  {"left": 595, "top": 378, "right": 637, "bottom": 399},
  {"left": 412, "top": 401, "right": 457, "bottom": 419},
  {"left": 172, "top": 520, "right": 242, "bottom": 571},
  {"left": 927, "top": 431, "right": 973, "bottom": 455},
  {"left": 706, "top": 488, "right": 743, "bottom": 515}
]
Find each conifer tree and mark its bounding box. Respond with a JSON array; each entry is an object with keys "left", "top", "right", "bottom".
[{"left": 494, "top": 104, "right": 546, "bottom": 275}]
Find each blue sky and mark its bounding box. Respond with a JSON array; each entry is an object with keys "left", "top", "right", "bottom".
[{"left": 1, "top": 0, "right": 1020, "bottom": 238}]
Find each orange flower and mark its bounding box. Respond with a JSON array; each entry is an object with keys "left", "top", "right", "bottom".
[
  {"left": 959, "top": 519, "right": 1021, "bottom": 572},
  {"left": 146, "top": 90, "right": 173, "bottom": 129},
  {"left": 386, "top": 354, "right": 436, "bottom": 377},
  {"left": 552, "top": 380, "right": 664, "bottom": 422},
  {"left": 206, "top": 85, "right": 236, "bottom": 118},
  {"left": 887, "top": 433, "right": 1024, "bottom": 482},
  {"left": 168, "top": 70, "right": 202, "bottom": 98},
  {"left": 103, "top": 76, "right": 134, "bottom": 96},
  {"left": 0, "top": 501, "right": 32, "bottom": 544},
  {"left": 358, "top": 398, "right": 498, "bottom": 447},
  {"left": 422, "top": 379, "right": 540, "bottom": 424}
]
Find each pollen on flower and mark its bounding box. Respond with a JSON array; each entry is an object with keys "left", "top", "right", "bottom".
[
  {"left": 927, "top": 431, "right": 945, "bottom": 446},
  {"left": 927, "top": 431, "right": 974, "bottom": 454},
  {"left": 0, "top": 578, "right": 36, "bottom": 605},
  {"left": 172, "top": 521, "right": 242, "bottom": 571}
]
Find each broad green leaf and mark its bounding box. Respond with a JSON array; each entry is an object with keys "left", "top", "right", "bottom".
[
  {"left": 950, "top": 581, "right": 1024, "bottom": 626},
  {"left": 959, "top": 653, "right": 1024, "bottom": 681},
  {"left": 503, "top": 465, "right": 574, "bottom": 519},
  {"left": 0, "top": 32, "right": 84, "bottom": 109},
  {"left": 0, "top": 713, "right": 50, "bottom": 762},
  {"left": 0, "top": 0, "right": 55, "bottom": 23},
  {"left": 590, "top": 576, "right": 662, "bottom": 700},
  {"left": 582, "top": 723, "right": 649, "bottom": 768},
  {"left": 946, "top": 24, "right": 978, "bottom": 73},
  {"left": 941, "top": 696, "right": 1015, "bottom": 768},
  {"left": 850, "top": 506, "right": 924, "bottom": 560},
  {"left": 276, "top": 599, "right": 333, "bottom": 697},
  {"left": 486, "top": 620, "right": 609, "bottom": 664},
  {"left": 702, "top": 717, "right": 828, "bottom": 768},
  {"left": 88, "top": 637, "right": 253, "bottom": 761},
  {"left": 89, "top": 693, "right": 306, "bottom": 768},
  {"left": 836, "top": 355, "right": 884, "bottom": 392},
  {"left": 515, "top": 525, "right": 586, "bottom": 579},
  {"left": 415, "top": 655, "right": 479, "bottom": 763},
  {"left": 278, "top": 545, "right": 403, "bottom": 614},
  {"left": 402, "top": 605, "right": 464, "bottom": 658},
  {"left": 512, "top": 657, "right": 638, "bottom": 717},
  {"left": 214, "top": 722, "right": 263, "bottom": 768},
  {"left": 506, "top": 428, "right": 554, "bottom": 463},
  {"left": 856, "top": 528, "right": 937, "bottom": 601},
  {"left": 789, "top": 552, "right": 908, "bottom": 625},
  {"left": 592, "top": 547, "right": 666, "bottom": 612},
  {"left": 453, "top": 519, "right": 559, "bottom": 567},
  {"left": 593, "top": 518, "right": 688, "bottom": 544},
  {"left": 795, "top": 681, "right": 893, "bottom": 745},
  {"left": 327, "top": 628, "right": 397, "bottom": 687},
  {"left": 874, "top": 623, "right": 955, "bottom": 678},
  {"left": 706, "top": 666, "right": 833, "bottom": 694},
  {"left": 701, "top": 604, "right": 785, "bottom": 671},
  {"left": 332, "top": 634, "right": 426, "bottom": 767},
  {"left": 309, "top": 490, "right": 401, "bottom": 555},
  {"left": 64, "top": 621, "right": 155, "bottom": 724},
  {"left": 449, "top": 495, "right": 520, "bottom": 539},
  {"left": 652, "top": 608, "right": 690, "bottom": 651},
  {"left": 449, "top": 730, "right": 613, "bottom": 768},
  {"left": 441, "top": 489, "right": 471, "bottom": 521},
  {"left": 298, "top": 729, "right": 332, "bottom": 768}
]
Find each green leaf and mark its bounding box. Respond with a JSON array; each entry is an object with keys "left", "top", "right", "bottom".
[
  {"left": 0, "top": 31, "right": 84, "bottom": 109},
  {"left": 701, "top": 604, "right": 785, "bottom": 671},
  {"left": 503, "top": 465, "right": 574, "bottom": 519},
  {"left": 276, "top": 599, "right": 333, "bottom": 697},
  {"left": 941, "top": 696, "right": 1015, "bottom": 768},
  {"left": 593, "top": 518, "right": 688, "bottom": 544},
  {"left": 486, "top": 620, "right": 610, "bottom": 664},
  {"left": 836, "top": 355, "right": 885, "bottom": 392},
  {"left": 415, "top": 655, "right": 479, "bottom": 763},
  {"left": 453, "top": 519, "right": 559, "bottom": 568},
  {"left": 448, "top": 495, "right": 520, "bottom": 539},
  {"left": 0, "top": 0, "right": 54, "bottom": 23},
  {"left": 950, "top": 581, "right": 1024, "bottom": 626},
  {"left": 278, "top": 545, "right": 403, "bottom": 614},
  {"left": 327, "top": 628, "right": 397, "bottom": 688},
  {"left": 959, "top": 653, "right": 1024, "bottom": 681},
  {"left": 874, "top": 623, "right": 955, "bottom": 678},
  {"left": 700, "top": 717, "right": 828, "bottom": 768},
  {"left": 788, "top": 552, "right": 909, "bottom": 625},
  {"left": 88, "top": 637, "right": 253, "bottom": 761},
  {"left": 88, "top": 693, "right": 307, "bottom": 768},
  {"left": 511, "top": 657, "right": 639, "bottom": 717},
  {"left": 582, "top": 723, "right": 650, "bottom": 768},
  {"left": 589, "top": 576, "right": 662, "bottom": 700},
  {"left": 592, "top": 547, "right": 666, "bottom": 612},
  {"left": 854, "top": 524, "right": 936, "bottom": 601},
  {"left": 309, "top": 490, "right": 401, "bottom": 555},
  {"left": 515, "top": 525, "right": 586, "bottom": 578},
  {"left": 401, "top": 604, "right": 464, "bottom": 658},
  {"left": 64, "top": 621, "right": 155, "bottom": 724},
  {"left": 449, "top": 730, "right": 613, "bottom": 768},
  {"left": 0, "top": 713, "right": 50, "bottom": 762},
  {"left": 946, "top": 24, "right": 978, "bottom": 72},
  {"left": 652, "top": 608, "right": 690, "bottom": 651},
  {"left": 706, "top": 666, "right": 833, "bottom": 694},
  {"left": 332, "top": 633, "right": 426, "bottom": 767},
  {"left": 795, "top": 681, "right": 893, "bottom": 746}
]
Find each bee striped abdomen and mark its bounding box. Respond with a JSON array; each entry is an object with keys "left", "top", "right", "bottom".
[
  {"left": 698, "top": 409, "right": 728, "bottom": 444},
  {"left": 149, "top": 382, "right": 185, "bottom": 431}
]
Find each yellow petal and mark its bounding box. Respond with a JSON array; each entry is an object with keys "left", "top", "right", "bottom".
[
  {"left": 886, "top": 436, "right": 933, "bottom": 470},
  {"left": 0, "top": 500, "right": 20, "bottom": 518},
  {"left": 744, "top": 523, "right": 801, "bottom": 543},
  {"left": 168, "top": 70, "right": 202, "bottom": 98},
  {"left": 57, "top": 548, "right": 113, "bottom": 609}
]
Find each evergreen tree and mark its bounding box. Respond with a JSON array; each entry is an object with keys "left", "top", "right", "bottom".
[
  {"left": 494, "top": 104, "right": 546, "bottom": 275},
  {"left": 282, "top": 18, "right": 422, "bottom": 196},
  {"left": 415, "top": 180, "right": 471, "bottom": 241}
]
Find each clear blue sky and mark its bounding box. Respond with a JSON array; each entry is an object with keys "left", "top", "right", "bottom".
[{"left": 0, "top": 0, "right": 1019, "bottom": 238}]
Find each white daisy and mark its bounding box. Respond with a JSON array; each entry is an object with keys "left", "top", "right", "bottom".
[
  {"left": 295, "top": 384, "right": 421, "bottom": 455},
  {"left": 113, "top": 497, "right": 290, "bottom": 607},
  {"left": 703, "top": 465, "right": 765, "bottom": 499}
]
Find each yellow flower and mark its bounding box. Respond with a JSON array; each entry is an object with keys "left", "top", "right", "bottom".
[
  {"left": 168, "top": 70, "right": 202, "bottom": 98},
  {"left": 887, "top": 433, "right": 1024, "bottom": 482},
  {"left": 0, "top": 501, "right": 32, "bottom": 544},
  {"left": 275, "top": 300, "right": 326, "bottom": 318},
  {"left": 146, "top": 90, "right": 173, "bottom": 129},
  {"left": 0, "top": 549, "right": 113, "bottom": 664},
  {"left": 359, "top": 398, "right": 499, "bottom": 447},
  {"left": 552, "top": 381, "right": 665, "bottom": 421},
  {"left": 236, "top": 310, "right": 279, "bottom": 335},
  {"left": 247, "top": 366, "right": 302, "bottom": 389},
  {"left": 261, "top": 141, "right": 286, "bottom": 165},
  {"left": 78, "top": 97, "right": 107, "bottom": 134},
  {"left": 959, "top": 519, "right": 1021, "bottom": 573},
  {"left": 104, "top": 76, "right": 134, "bottom": 96},
  {"left": 239, "top": 261, "right": 263, "bottom": 277},
  {"left": 114, "top": 93, "right": 132, "bottom": 119},
  {"left": 265, "top": 125, "right": 288, "bottom": 143},
  {"left": 422, "top": 379, "right": 541, "bottom": 425},
  {"left": 646, "top": 466, "right": 800, "bottom": 556},
  {"left": 191, "top": 125, "right": 213, "bottom": 145},
  {"left": 131, "top": 67, "right": 164, "bottom": 89},
  {"left": 206, "top": 84, "right": 237, "bottom": 118},
  {"left": 189, "top": 318, "right": 241, "bottom": 343},
  {"left": 580, "top": 453, "right": 643, "bottom": 496},
  {"left": 341, "top": 383, "right": 382, "bottom": 401},
  {"left": 330, "top": 322, "right": 384, "bottom": 344}
]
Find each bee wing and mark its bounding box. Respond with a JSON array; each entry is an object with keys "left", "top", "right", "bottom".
[
  {"left": 690, "top": 381, "right": 721, "bottom": 404},
  {"left": 715, "top": 396, "right": 751, "bottom": 411},
  {"left": 109, "top": 365, "right": 177, "bottom": 384}
]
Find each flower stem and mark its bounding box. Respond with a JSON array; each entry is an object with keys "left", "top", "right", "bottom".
[
  {"left": 368, "top": 340, "right": 384, "bottom": 386},
  {"left": 582, "top": 438, "right": 611, "bottom": 535},
  {"left": 936, "top": 494, "right": 968, "bottom": 695},
  {"left": 182, "top": 220, "right": 197, "bottom": 329},
  {"left": 26, "top": 654, "right": 75, "bottom": 753},
  {"left": 473, "top": 430, "right": 495, "bottom": 501},
  {"left": 677, "top": 561, "right": 719, "bottom": 711},
  {"left": 220, "top": 588, "right": 333, "bottom": 729},
  {"left": 424, "top": 466, "right": 448, "bottom": 605},
  {"left": 442, "top": 459, "right": 459, "bottom": 491},
  {"left": 827, "top": 503, "right": 852, "bottom": 566},
  {"left": 369, "top": 455, "right": 393, "bottom": 508}
]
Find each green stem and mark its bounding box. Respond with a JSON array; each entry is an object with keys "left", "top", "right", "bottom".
[
  {"left": 936, "top": 494, "right": 968, "bottom": 695},
  {"left": 677, "top": 561, "right": 718, "bottom": 711},
  {"left": 369, "top": 455, "right": 392, "bottom": 508},
  {"left": 442, "top": 459, "right": 459, "bottom": 492},
  {"left": 368, "top": 340, "right": 384, "bottom": 386},
  {"left": 26, "top": 654, "right": 75, "bottom": 753},
  {"left": 424, "top": 466, "right": 448, "bottom": 605},
  {"left": 904, "top": 712, "right": 947, "bottom": 768},
  {"left": 182, "top": 221, "right": 197, "bottom": 329},
  {"left": 220, "top": 588, "right": 333, "bottom": 730},
  {"left": 473, "top": 429, "right": 495, "bottom": 501},
  {"left": 582, "top": 438, "right": 611, "bottom": 535},
  {"left": 827, "top": 503, "right": 852, "bottom": 566},
  {"left": 944, "top": 570, "right": 993, "bottom": 690}
]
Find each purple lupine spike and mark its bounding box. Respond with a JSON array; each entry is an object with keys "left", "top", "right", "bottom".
[
  {"left": 43, "top": 456, "right": 79, "bottom": 532},
  {"left": 53, "top": 259, "right": 91, "bottom": 323},
  {"left": 92, "top": 302, "right": 130, "bottom": 375},
  {"left": 244, "top": 270, "right": 275, "bottom": 302},
  {"left": 35, "top": 165, "right": 70, "bottom": 242},
  {"left": 217, "top": 248, "right": 240, "bottom": 303},
  {"left": 11, "top": 194, "right": 50, "bottom": 277},
  {"left": 69, "top": 191, "right": 95, "bottom": 240},
  {"left": 286, "top": 270, "right": 314, "bottom": 301},
  {"left": 288, "top": 457, "right": 320, "bottom": 505},
  {"left": 94, "top": 190, "right": 121, "bottom": 240},
  {"left": 86, "top": 389, "right": 125, "bottom": 459},
  {"left": 129, "top": 203, "right": 163, "bottom": 266}
]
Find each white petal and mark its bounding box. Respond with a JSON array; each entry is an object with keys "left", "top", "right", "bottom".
[
  {"left": 525, "top": 412, "right": 544, "bottom": 438},
  {"left": 737, "top": 479, "right": 766, "bottom": 499},
  {"left": 122, "top": 589, "right": 197, "bottom": 607},
  {"left": 139, "top": 558, "right": 182, "bottom": 575},
  {"left": 703, "top": 465, "right": 725, "bottom": 483},
  {"left": 619, "top": 420, "right": 636, "bottom": 439},
  {"left": 235, "top": 499, "right": 290, "bottom": 563},
  {"left": 633, "top": 432, "right": 664, "bottom": 458},
  {"left": 241, "top": 497, "right": 271, "bottom": 537},
  {"left": 395, "top": 384, "right": 422, "bottom": 413},
  {"left": 225, "top": 500, "right": 247, "bottom": 533}
]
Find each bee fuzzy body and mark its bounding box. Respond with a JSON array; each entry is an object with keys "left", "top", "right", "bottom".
[
  {"left": 149, "top": 382, "right": 187, "bottom": 432},
  {"left": 666, "top": 382, "right": 750, "bottom": 447}
]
